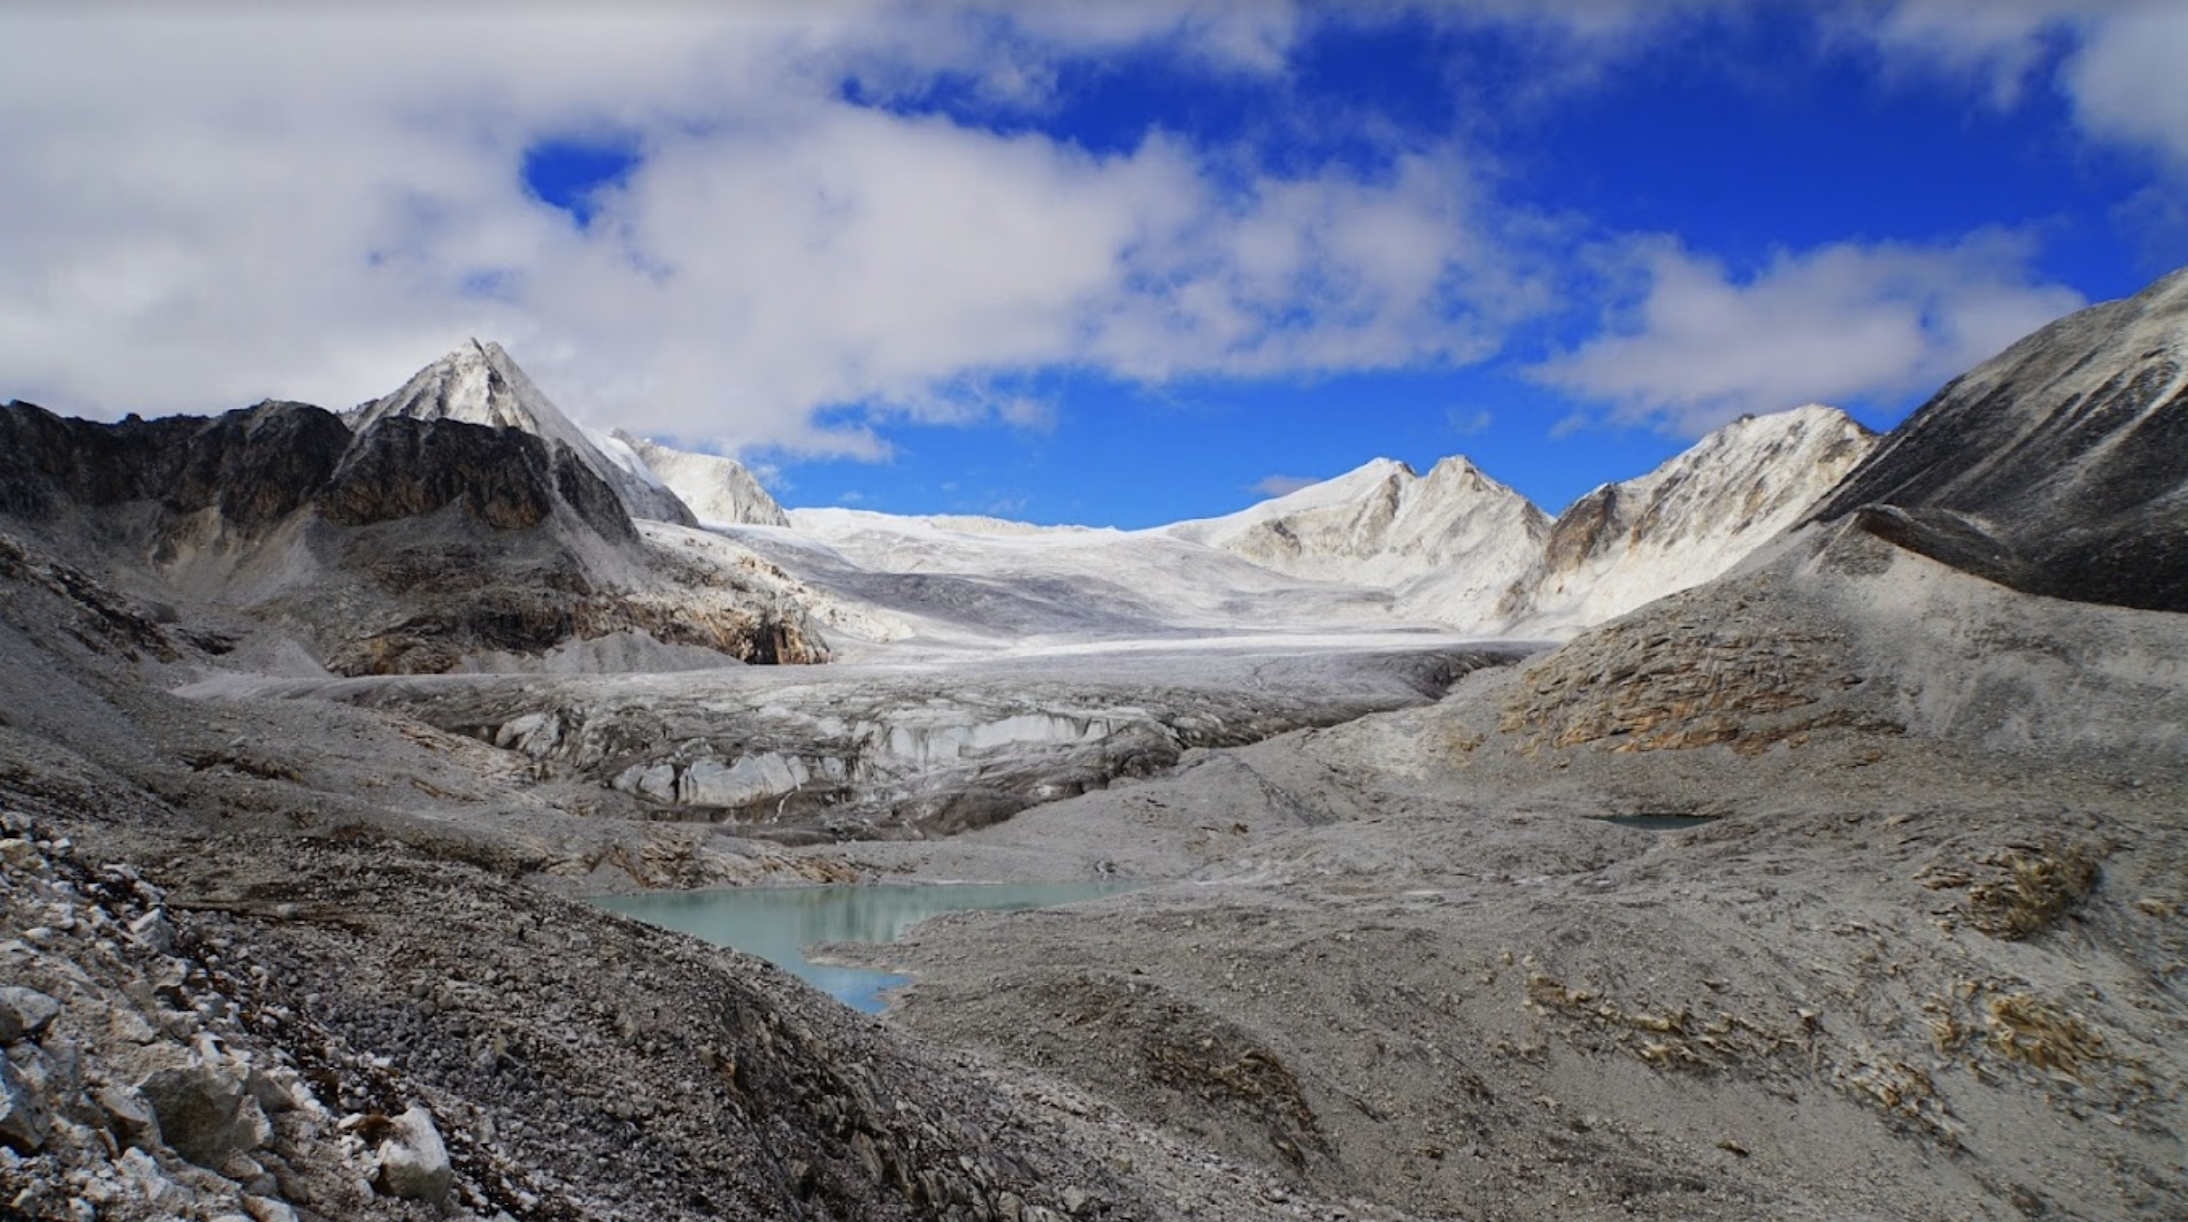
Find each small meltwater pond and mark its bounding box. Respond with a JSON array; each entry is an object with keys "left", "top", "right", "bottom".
[{"left": 594, "top": 881, "right": 1138, "bottom": 1012}]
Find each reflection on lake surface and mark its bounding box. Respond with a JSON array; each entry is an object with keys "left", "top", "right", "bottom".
[{"left": 594, "top": 882, "right": 1138, "bottom": 1012}]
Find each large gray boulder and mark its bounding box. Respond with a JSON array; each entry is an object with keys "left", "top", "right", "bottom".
[
  {"left": 0, "top": 1055, "right": 50, "bottom": 1152},
  {"left": 0, "top": 986, "right": 60, "bottom": 1044},
  {"left": 137, "top": 1060, "right": 271, "bottom": 1168},
  {"left": 376, "top": 1105, "right": 453, "bottom": 1205}
]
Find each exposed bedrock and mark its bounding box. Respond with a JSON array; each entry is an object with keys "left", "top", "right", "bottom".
[
  {"left": 1809, "top": 265, "right": 2188, "bottom": 612},
  {"left": 0, "top": 398, "right": 828, "bottom": 676}
]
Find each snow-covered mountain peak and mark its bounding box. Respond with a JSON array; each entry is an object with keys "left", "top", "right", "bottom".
[
  {"left": 352, "top": 341, "right": 694, "bottom": 524},
  {"left": 615, "top": 433, "right": 789, "bottom": 528},
  {"left": 1488, "top": 402, "right": 1876, "bottom": 635},
  {"left": 354, "top": 339, "right": 557, "bottom": 436},
  {"left": 1160, "top": 450, "right": 1549, "bottom": 604}
]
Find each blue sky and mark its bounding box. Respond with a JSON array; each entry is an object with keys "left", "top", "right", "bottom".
[{"left": 5, "top": 3, "right": 2185, "bottom": 525}]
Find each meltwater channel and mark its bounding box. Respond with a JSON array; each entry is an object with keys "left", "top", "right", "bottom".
[{"left": 595, "top": 882, "right": 1138, "bottom": 1012}]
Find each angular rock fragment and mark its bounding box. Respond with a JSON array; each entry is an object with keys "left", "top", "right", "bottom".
[
  {"left": 0, "top": 1054, "right": 51, "bottom": 1152},
  {"left": 0, "top": 986, "right": 60, "bottom": 1044},
  {"left": 375, "top": 1105, "right": 453, "bottom": 1205},
  {"left": 137, "top": 1060, "right": 271, "bottom": 1168}
]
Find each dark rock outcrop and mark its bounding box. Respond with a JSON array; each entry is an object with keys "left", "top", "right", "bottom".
[
  {"left": 351, "top": 339, "right": 697, "bottom": 526},
  {"left": 1810, "top": 265, "right": 2188, "bottom": 612},
  {"left": 321, "top": 415, "right": 636, "bottom": 544},
  {"left": 0, "top": 399, "right": 350, "bottom": 532},
  {"left": 1, "top": 352, "right": 827, "bottom": 674}
]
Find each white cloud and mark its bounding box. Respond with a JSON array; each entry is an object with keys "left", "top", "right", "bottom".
[
  {"left": 1250, "top": 474, "right": 1321, "bottom": 497},
  {"left": 1852, "top": 3, "right": 2188, "bottom": 171},
  {"left": 2061, "top": 9, "right": 2188, "bottom": 171},
  {"left": 1531, "top": 232, "right": 2087, "bottom": 433},
  {"left": 0, "top": 5, "right": 1544, "bottom": 461},
  {"left": 4, "top": 1, "right": 2165, "bottom": 468},
  {"left": 1853, "top": 0, "right": 2071, "bottom": 105}
]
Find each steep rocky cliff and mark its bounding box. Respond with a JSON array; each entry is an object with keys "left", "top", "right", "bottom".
[
  {"left": 350, "top": 340, "right": 697, "bottom": 527},
  {"left": 0, "top": 399, "right": 351, "bottom": 540},
  {"left": 1809, "top": 267, "right": 2188, "bottom": 612}
]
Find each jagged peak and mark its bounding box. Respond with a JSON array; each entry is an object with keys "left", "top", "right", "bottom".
[
  {"left": 1646, "top": 405, "right": 1871, "bottom": 476},
  {"left": 351, "top": 341, "right": 696, "bottom": 525},
  {"left": 1710, "top": 402, "right": 1866, "bottom": 440},
  {"left": 358, "top": 338, "right": 567, "bottom": 433},
  {"left": 1420, "top": 453, "right": 1535, "bottom": 502}
]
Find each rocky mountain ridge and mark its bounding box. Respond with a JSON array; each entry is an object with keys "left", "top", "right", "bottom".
[
  {"left": 7, "top": 336, "right": 1888, "bottom": 650},
  {"left": 1487, "top": 405, "right": 1876, "bottom": 634},
  {"left": 0, "top": 386, "right": 824, "bottom": 677},
  {"left": 1810, "top": 263, "right": 2188, "bottom": 612},
  {"left": 349, "top": 339, "right": 697, "bottom": 528}
]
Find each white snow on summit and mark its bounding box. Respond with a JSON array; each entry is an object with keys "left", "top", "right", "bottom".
[
  {"left": 1489, "top": 405, "right": 1876, "bottom": 636},
  {"left": 351, "top": 340, "right": 696, "bottom": 525},
  {"left": 615, "top": 434, "right": 790, "bottom": 528},
  {"left": 759, "top": 404, "right": 1872, "bottom": 646},
  {"left": 1165, "top": 454, "right": 1552, "bottom": 616}
]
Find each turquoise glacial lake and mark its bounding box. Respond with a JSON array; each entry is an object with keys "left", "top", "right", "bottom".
[{"left": 595, "top": 881, "right": 1137, "bottom": 1012}]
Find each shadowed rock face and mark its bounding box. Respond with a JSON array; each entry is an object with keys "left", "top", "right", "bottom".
[
  {"left": 1810, "top": 266, "right": 2188, "bottom": 612},
  {"left": 1, "top": 399, "right": 635, "bottom": 550},
  {"left": 0, "top": 400, "right": 352, "bottom": 530},
  {"left": 322, "top": 415, "right": 636, "bottom": 544},
  {"left": 0, "top": 396, "right": 827, "bottom": 674}
]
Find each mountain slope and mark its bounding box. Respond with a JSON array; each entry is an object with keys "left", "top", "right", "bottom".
[
  {"left": 1809, "top": 265, "right": 2188, "bottom": 611},
  {"left": 1487, "top": 405, "right": 1875, "bottom": 634},
  {"left": 1145, "top": 409, "right": 1870, "bottom": 638},
  {"left": 779, "top": 507, "right": 1403, "bottom": 649},
  {"left": 1, "top": 393, "right": 824, "bottom": 676},
  {"left": 1165, "top": 456, "right": 1551, "bottom": 625},
  {"left": 616, "top": 433, "right": 790, "bottom": 527},
  {"left": 352, "top": 340, "right": 697, "bottom": 526}
]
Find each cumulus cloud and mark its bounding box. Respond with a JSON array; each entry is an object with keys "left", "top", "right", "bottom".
[
  {"left": 1530, "top": 232, "right": 2087, "bottom": 434},
  {"left": 1852, "top": 0, "right": 2074, "bottom": 105},
  {"left": 2, "top": 1, "right": 2167, "bottom": 467},
  {"left": 0, "top": 4, "right": 1550, "bottom": 460},
  {"left": 2061, "top": 9, "right": 2188, "bottom": 171},
  {"left": 1854, "top": 3, "right": 2188, "bottom": 170}
]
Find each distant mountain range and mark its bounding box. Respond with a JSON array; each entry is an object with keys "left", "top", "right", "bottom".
[{"left": 7, "top": 262, "right": 2186, "bottom": 676}]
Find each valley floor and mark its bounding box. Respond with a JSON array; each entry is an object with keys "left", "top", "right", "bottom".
[{"left": 4, "top": 521, "right": 2187, "bottom": 1222}]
